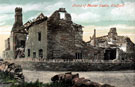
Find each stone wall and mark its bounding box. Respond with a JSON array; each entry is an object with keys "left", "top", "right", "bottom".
[
  {"left": 47, "top": 8, "right": 84, "bottom": 59},
  {"left": 25, "top": 21, "right": 47, "bottom": 59},
  {"left": 8, "top": 60, "right": 135, "bottom": 71}
]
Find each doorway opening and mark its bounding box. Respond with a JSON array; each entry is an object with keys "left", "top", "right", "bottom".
[
  {"left": 39, "top": 49, "right": 43, "bottom": 58},
  {"left": 104, "top": 49, "right": 116, "bottom": 60},
  {"left": 20, "top": 40, "right": 25, "bottom": 47},
  {"left": 33, "top": 52, "right": 36, "bottom": 58}
]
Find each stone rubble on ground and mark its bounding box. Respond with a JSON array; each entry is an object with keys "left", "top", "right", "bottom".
[
  {"left": 0, "top": 61, "right": 24, "bottom": 83},
  {"left": 51, "top": 72, "right": 115, "bottom": 87}
]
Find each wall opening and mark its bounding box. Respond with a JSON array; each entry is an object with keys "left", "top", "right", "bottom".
[
  {"left": 38, "top": 32, "right": 41, "bottom": 41},
  {"left": 39, "top": 49, "right": 43, "bottom": 58},
  {"left": 75, "top": 53, "right": 82, "bottom": 59},
  {"left": 26, "top": 35, "right": 29, "bottom": 40},
  {"left": 20, "top": 40, "right": 25, "bottom": 47},
  {"left": 33, "top": 52, "right": 36, "bottom": 58},
  {"left": 28, "top": 49, "right": 30, "bottom": 57},
  {"left": 104, "top": 49, "right": 116, "bottom": 60},
  {"left": 59, "top": 12, "right": 65, "bottom": 19}
]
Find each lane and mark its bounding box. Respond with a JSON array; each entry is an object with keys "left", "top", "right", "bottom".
[{"left": 23, "top": 70, "right": 135, "bottom": 87}]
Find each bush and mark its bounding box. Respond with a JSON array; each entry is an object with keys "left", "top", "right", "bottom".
[
  {"left": 0, "top": 71, "right": 17, "bottom": 84},
  {"left": 10, "top": 80, "right": 69, "bottom": 87},
  {"left": 0, "top": 72, "right": 69, "bottom": 87}
]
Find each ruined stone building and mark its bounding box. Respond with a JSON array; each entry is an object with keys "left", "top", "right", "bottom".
[
  {"left": 3, "top": 7, "right": 135, "bottom": 61},
  {"left": 88, "top": 28, "right": 135, "bottom": 61},
  {"left": 3, "top": 8, "right": 27, "bottom": 58}
]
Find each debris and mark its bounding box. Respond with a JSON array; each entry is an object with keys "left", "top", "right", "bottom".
[
  {"left": 0, "top": 61, "right": 24, "bottom": 83},
  {"left": 51, "top": 72, "right": 115, "bottom": 87}
]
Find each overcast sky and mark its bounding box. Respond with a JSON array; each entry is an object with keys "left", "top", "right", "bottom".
[{"left": 0, "top": 0, "right": 135, "bottom": 56}]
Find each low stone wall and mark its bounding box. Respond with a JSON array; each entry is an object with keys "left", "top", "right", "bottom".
[{"left": 6, "top": 60, "right": 135, "bottom": 71}]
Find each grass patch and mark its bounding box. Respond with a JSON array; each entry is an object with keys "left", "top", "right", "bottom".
[
  {"left": 11, "top": 80, "right": 69, "bottom": 87},
  {"left": 0, "top": 72, "right": 69, "bottom": 87},
  {"left": 0, "top": 72, "right": 17, "bottom": 84}
]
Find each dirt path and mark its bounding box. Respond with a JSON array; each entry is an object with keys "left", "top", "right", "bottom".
[{"left": 23, "top": 70, "right": 135, "bottom": 87}]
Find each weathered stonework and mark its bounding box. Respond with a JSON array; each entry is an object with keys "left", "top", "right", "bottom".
[
  {"left": 3, "top": 7, "right": 135, "bottom": 62},
  {"left": 89, "top": 27, "right": 135, "bottom": 61},
  {"left": 3, "top": 7, "right": 27, "bottom": 59},
  {"left": 25, "top": 20, "right": 47, "bottom": 58}
]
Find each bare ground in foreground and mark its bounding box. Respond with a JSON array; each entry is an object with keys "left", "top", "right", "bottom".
[{"left": 23, "top": 70, "right": 135, "bottom": 87}]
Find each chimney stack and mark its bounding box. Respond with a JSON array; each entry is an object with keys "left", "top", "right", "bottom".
[{"left": 12, "top": 7, "right": 23, "bottom": 31}]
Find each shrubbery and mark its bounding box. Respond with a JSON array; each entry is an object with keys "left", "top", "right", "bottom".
[
  {"left": 11, "top": 81, "right": 68, "bottom": 87},
  {"left": 0, "top": 71, "right": 17, "bottom": 84},
  {"left": 0, "top": 72, "right": 69, "bottom": 87}
]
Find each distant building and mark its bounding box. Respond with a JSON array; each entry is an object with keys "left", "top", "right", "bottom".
[
  {"left": 88, "top": 28, "right": 135, "bottom": 61},
  {"left": 3, "top": 7, "right": 135, "bottom": 62}
]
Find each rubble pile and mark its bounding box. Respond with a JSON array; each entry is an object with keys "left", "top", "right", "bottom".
[
  {"left": 0, "top": 61, "right": 24, "bottom": 83},
  {"left": 51, "top": 72, "right": 115, "bottom": 87}
]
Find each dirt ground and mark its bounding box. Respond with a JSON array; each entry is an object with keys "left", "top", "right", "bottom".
[{"left": 23, "top": 70, "right": 135, "bottom": 87}]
